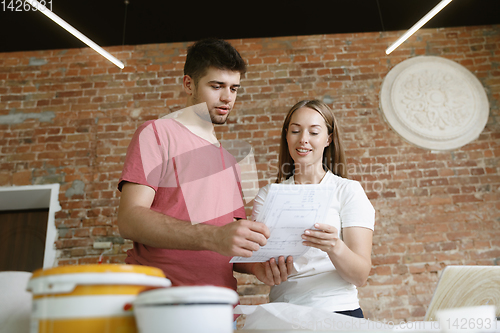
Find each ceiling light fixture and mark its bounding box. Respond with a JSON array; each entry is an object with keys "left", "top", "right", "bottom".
[
  {"left": 385, "top": 0, "right": 453, "bottom": 55},
  {"left": 25, "top": 0, "right": 124, "bottom": 69}
]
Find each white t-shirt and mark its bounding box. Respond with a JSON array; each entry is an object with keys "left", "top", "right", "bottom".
[{"left": 252, "top": 171, "right": 375, "bottom": 311}]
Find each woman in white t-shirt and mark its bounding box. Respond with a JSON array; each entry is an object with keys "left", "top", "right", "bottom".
[{"left": 249, "top": 99, "right": 375, "bottom": 318}]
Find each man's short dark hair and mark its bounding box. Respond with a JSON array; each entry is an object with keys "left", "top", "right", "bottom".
[{"left": 184, "top": 38, "right": 247, "bottom": 84}]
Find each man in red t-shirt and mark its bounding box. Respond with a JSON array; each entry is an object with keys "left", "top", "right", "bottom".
[{"left": 117, "top": 39, "right": 291, "bottom": 291}]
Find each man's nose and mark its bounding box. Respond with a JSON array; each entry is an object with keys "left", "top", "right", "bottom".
[{"left": 220, "top": 88, "right": 233, "bottom": 103}]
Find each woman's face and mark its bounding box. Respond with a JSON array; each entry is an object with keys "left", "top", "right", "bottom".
[{"left": 286, "top": 107, "right": 331, "bottom": 170}]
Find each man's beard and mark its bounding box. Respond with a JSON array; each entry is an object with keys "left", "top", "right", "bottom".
[
  {"left": 192, "top": 94, "right": 230, "bottom": 125},
  {"left": 210, "top": 111, "right": 229, "bottom": 125}
]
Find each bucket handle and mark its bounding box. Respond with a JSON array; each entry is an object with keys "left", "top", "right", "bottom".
[{"left": 27, "top": 273, "right": 171, "bottom": 295}]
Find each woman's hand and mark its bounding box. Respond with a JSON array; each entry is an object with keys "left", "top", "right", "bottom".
[
  {"left": 302, "top": 223, "right": 373, "bottom": 287},
  {"left": 251, "top": 256, "right": 294, "bottom": 286},
  {"left": 301, "top": 223, "right": 339, "bottom": 254}
]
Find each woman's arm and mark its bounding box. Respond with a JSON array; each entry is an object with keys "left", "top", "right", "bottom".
[{"left": 301, "top": 224, "right": 373, "bottom": 287}]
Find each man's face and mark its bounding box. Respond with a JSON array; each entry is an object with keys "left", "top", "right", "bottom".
[{"left": 186, "top": 67, "right": 241, "bottom": 125}]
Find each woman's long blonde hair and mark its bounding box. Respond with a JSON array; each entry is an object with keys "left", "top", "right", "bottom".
[{"left": 275, "top": 100, "right": 347, "bottom": 183}]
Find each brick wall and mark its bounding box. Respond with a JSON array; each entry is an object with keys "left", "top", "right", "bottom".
[{"left": 1, "top": 25, "right": 499, "bottom": 323}]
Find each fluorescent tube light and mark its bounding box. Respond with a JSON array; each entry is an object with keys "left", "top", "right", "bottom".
[
  {"left": 25, "top": 0, "right": 124, "bottom": 69},
  {"left": 385, "top": 0, "right": 453, "bottom": 55}
]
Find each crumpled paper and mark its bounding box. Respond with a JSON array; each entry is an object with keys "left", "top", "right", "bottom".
[
  {"left": 235, "top": 303, "right": 500, "bottom": 332},
  {"left": 235, "top": 303, "right": 377, "bottom": 331}
]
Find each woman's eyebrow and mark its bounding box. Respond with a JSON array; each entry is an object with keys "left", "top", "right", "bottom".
[{"left": 290, "top": 123, "right": 322, "bottom": 127}]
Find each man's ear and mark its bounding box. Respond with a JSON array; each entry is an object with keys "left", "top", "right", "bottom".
[{"left": 183, "top": 75, "right": 194, "bottom": 95}]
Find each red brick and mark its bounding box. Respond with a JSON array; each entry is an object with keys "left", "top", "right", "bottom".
[{"left": 0, "top": 26, "right": 498, "bottom": 325}]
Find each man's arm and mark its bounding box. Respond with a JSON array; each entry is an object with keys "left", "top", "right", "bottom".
[
  {"left": 233, "top": 256, "right": 294, "bottom": 286},
  {"left": 117, "top": 182, "right": 270, "bottom": 257}
]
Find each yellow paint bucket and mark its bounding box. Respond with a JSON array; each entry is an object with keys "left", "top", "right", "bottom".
[{"left": 27, "top": 264, "right": 171, "bottom": 333}]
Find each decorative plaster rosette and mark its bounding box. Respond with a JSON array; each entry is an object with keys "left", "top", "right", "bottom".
[{"left": 380, "top": 56, "right": 489, "bottom": 150}]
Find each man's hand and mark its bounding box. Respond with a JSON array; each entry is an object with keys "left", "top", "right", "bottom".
[
  {"left": 212, "top": 219, "right": 270, "bottom": 257},
  {"left": 251, "top": 256, "right": 294, "bottom": 286}
]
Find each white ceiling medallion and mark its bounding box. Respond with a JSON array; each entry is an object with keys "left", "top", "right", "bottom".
[{"left": 380, "top": 56, "right": 489, "bottom": 150}]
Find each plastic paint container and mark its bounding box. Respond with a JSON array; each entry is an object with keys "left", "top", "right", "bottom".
[
  {"left": 27, "top": 264, "right": 171, "bottom": 333},
  {"left": 133, "top": 286, "right": 239, "bottom": 333}
]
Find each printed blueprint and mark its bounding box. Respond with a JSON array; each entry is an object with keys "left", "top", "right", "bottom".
[{"left": 230, "top": 184, "right": 334, "bottom": 263}]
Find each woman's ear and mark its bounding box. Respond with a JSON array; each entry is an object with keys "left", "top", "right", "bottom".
[{"left": 326, "top": 133, "right": 333, "bottom": 147}]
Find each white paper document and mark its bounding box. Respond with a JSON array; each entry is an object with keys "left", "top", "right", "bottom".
[{"left": 230, "top": 184, "right": 334, "bottom": 263}]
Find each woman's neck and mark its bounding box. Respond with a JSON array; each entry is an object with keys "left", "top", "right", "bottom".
[{"left": 293, "top": 164, "right": 327, "bottom": 184}]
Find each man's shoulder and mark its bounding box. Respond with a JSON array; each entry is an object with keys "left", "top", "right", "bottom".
[
  {"left": 144, "top": 118, "right": 177, "bottom": 128},
  {"left": 135, "top": 118, "right": 184, "bottom": 135}
]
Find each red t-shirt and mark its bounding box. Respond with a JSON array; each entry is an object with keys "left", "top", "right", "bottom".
[{"left": 118, "top": 119, "right": 246, "bottom": 291}]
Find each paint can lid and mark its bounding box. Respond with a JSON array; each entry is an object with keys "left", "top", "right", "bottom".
[{"left": 134, "top": 286, "right": 238, "bottom": 306}]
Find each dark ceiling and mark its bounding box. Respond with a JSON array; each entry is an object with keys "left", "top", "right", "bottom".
[{"left": 1, "top": 0, "right": 500, "bottom": 53}]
